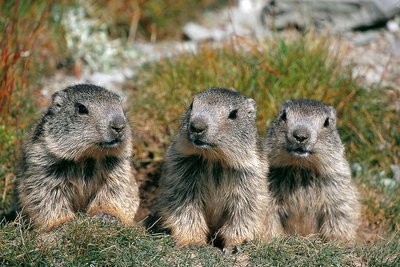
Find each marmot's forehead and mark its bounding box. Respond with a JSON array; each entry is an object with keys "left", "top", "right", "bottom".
[
  {"left": 194, "top": 87, "right": 246, "bottom": 105},
  {"left": 283, "top": 99, "right": 331, "bottom": 116},
  {"left": 62, "top": 84, "right": 121, "bottom": 103}
]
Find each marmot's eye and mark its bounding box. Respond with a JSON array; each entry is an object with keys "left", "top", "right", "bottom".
[
  {"left": 76, "top": 103, "right": 89, "bottom": 115},
  {"left": 324, "top": 117, "right": 330, "bottom": 128},
  {"left": 228, "top": 109, "right": 238, "bottom": 119},
  {"left": 280, "top": 111, "right": 287, "bottom": 122},
  {"left": 189, "top": 102, "right": 193, "bottom": 110}
]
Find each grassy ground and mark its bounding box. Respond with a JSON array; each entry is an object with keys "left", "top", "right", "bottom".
[
  {"left": 1, "top": 218, "right": 399, "bottom": 266},
  {"left": 1, "top": 1, "right": 399, "bottom": 266}
]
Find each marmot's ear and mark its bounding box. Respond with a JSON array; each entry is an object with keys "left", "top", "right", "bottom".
[
  {"left": 246, "top": 98, "right": 257, "bottom": 112},
  {"left": 281, "top": 99, "right": 293, "bottom": 110},
  {"left": 50, "top": 91, "right": 65, "bottom": 112},
  {"left": 246, "top": 98, "right": 257, "bottom": 119},
  {"left": 328, "top": 105, "right": 337, "bottom": 126}
]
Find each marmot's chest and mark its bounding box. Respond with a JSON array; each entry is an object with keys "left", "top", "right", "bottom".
[
  {"left": 201, "top": 161, "right": 242, "bottom": 226},
  {"left": 53, "top": 158, "right": 105, "bottom": 211},
  {"left": 269, "top": 167, "right": 325, "bottom": 236}
]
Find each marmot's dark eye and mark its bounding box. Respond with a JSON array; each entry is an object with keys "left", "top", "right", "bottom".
[
  {"left": 228, "top": 109, "right": 238, "bottom": 119},
  {"left": 76, "top": 103, "right": 89, "bottom": 115},
  {"left": 280, "top": 111, "right": 287, "bottom": 122},
  {"left": 324, "top": 117, "right": 330, "bottom": 127},
  {"left": 189, "top": 102, "right": 193, "bottom": 110}
]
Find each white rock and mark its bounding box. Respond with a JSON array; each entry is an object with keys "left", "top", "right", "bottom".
[
  {"left": 387, "top": 20, "right": 400, "bottom": 32},
  {"left": 381, "top": 178, "right": 397, "bottom": 188},
  {"left": 183, "top": 22, "right": 214, "bottom": 41},
  {"left": 391, "top": 164, "right": 400, "bottom": 182}
]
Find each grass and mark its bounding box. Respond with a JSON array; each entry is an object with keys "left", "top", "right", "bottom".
[{"left": 1, "top": 217, "right": 399, "bottom": 266}]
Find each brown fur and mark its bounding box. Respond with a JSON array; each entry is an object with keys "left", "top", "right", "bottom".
[
  {"left": 264, "top": 99, "right": 360, "bottom": 242},
  {"left": 15, "top": 84, "right": 139, "bottom": 231},
  {"left": 156, "top": 88, "right": 281, "bottom": 249}
]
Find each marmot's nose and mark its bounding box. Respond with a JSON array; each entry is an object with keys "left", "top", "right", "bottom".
[
  {"left": 110, "top": 116, "right": 126, "bottom": 134},
  {"left": 292, "top": 128, "right": 310, "bottom": 143},
  {"left": 189, "top": 117, "right": 208, "bottom": 135}
]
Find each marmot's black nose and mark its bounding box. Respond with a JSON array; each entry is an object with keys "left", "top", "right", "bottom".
[
  {"left": 189, "top": 117, "right": 208, "bottom": 135},
  {"left": 292, "top": 128, "right": 310, "bottom": 143},
  {"left": 110, "top": 116, "right": 126, "bottom": 134}
]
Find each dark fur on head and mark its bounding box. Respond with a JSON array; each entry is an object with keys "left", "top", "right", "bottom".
[{"left": 265, "top": 99, "right": 359, "bottom": 242}]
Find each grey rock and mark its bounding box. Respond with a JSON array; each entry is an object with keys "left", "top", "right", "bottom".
[
  {"left": 261, "top": 0, "right": 400, "bottom": 33},
  {"left": 352, "top": 31, "right": 380, "bottom": 46}
]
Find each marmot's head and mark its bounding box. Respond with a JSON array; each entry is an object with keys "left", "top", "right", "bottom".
[
  {"left": 176, "top": 88, "right": 258, "bottom": 166},
  {"left": 266, "top": 99, "right": 344, "bottom": 169},
  {"left": 36, "top": 84, "right": 131, "bottom": 160}
]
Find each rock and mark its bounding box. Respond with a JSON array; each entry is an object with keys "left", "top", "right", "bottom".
[
  {"left": 381, "top": 178, "right": 397, "bottom": 188},
  {"left": 351, "top": 163, "right": 363, "bottom": 176},
  {"left": 182, "top": 22, "right": 226, "bottom": 42},
  {"left": 352, "top": 31, "right": 380, "bottom": 46},
  {"left": 261, "top": 0, "right": 400, "bottom": 33},
  {"left": 391, "top": 165, "right": 400, "bottom": 182},
  {"left": 387, "top": 19, "right": 399, "bottom": 33}
]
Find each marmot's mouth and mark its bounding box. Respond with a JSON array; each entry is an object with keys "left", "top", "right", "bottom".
[
  {"left": 288, "top": 147, "right": 312, "bottom": 157},
  {"left": 191, "top": 138, "right": 215, "bottom": 149},
  {"left": 100, "top": 138, "right": 123, "bottom": 148}
]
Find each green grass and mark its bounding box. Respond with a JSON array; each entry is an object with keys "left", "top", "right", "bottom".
[
  {"left": 0, "top": 216, "right": 240, "bottom": 266},
  {"left": 2, "top": 217, "right": 399, "bottom": 266}
]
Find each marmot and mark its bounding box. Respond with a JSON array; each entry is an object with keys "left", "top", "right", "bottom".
[
  {"left": 156, "top": 88, "right": 281, "bottom": 250},
  {"left": 264, "top": 99, "right": 359, "bottom": 242},
  {"left": 16, "top": 84, "right": 139, "bottom": 231}
]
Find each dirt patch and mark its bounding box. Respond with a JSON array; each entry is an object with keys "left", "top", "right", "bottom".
[{"left": 133, "top": 160, "right": 163, "bottom": 222}]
